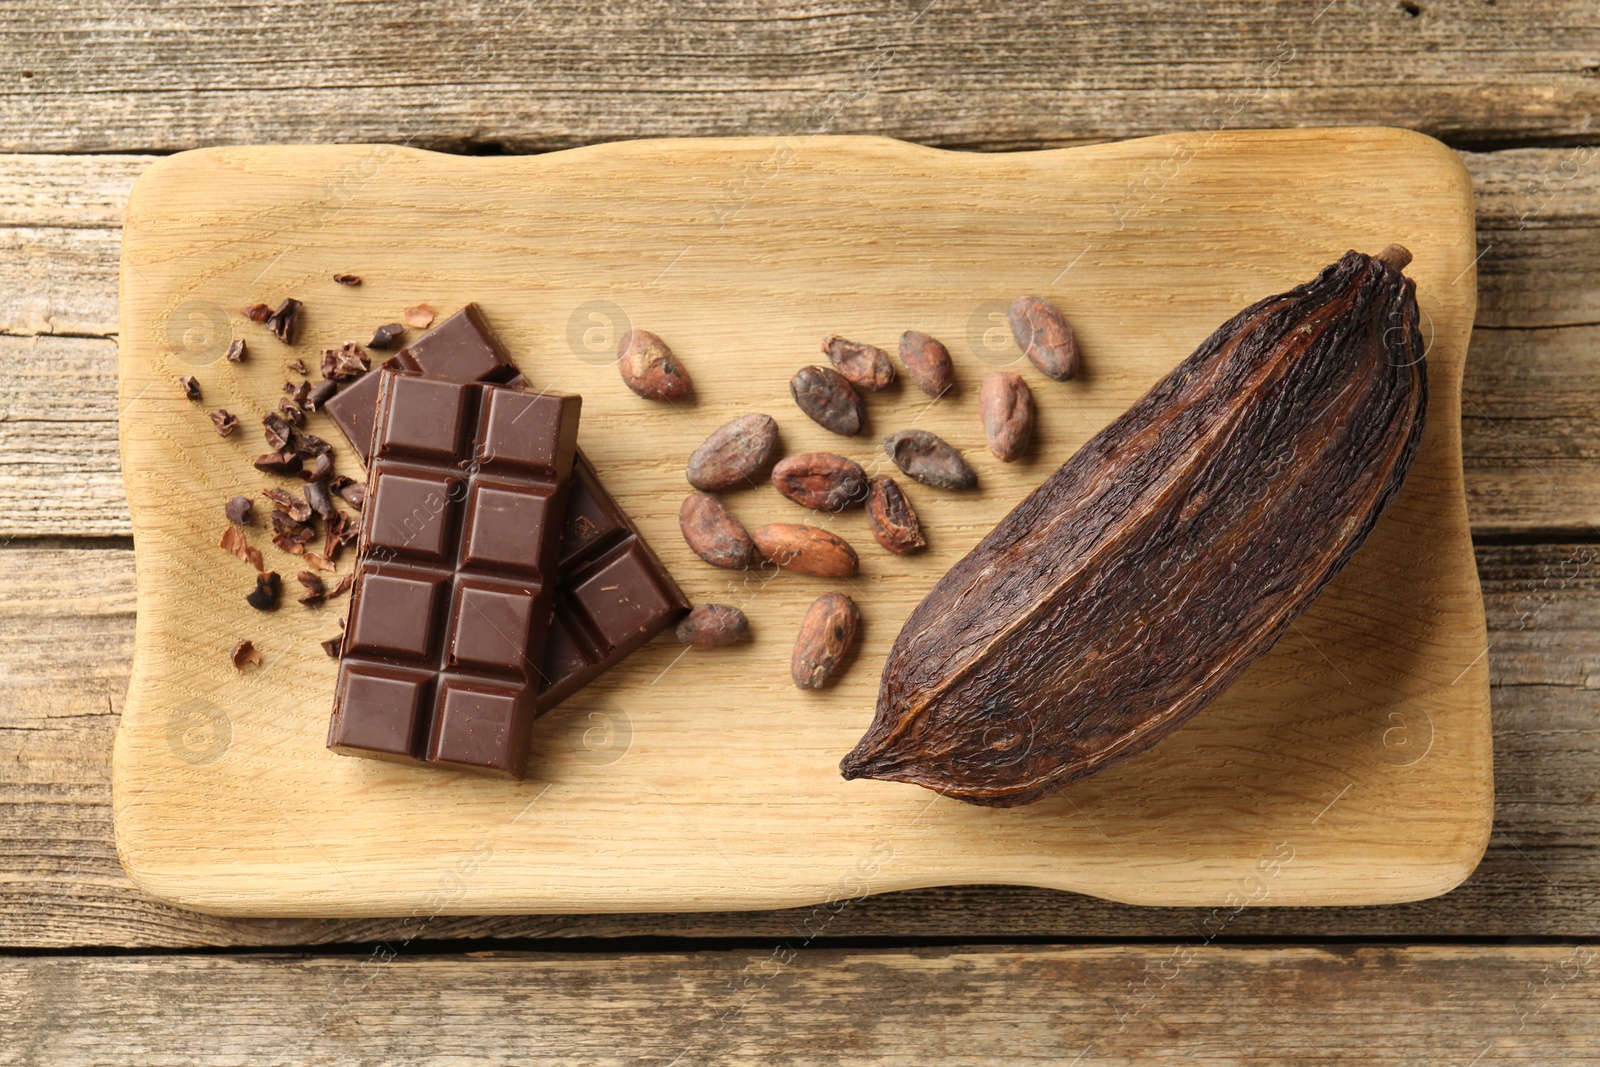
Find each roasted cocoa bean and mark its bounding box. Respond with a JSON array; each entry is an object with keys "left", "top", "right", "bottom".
[
  {"left": 842, "top": 248, "right": 1428, "bottom": 806},
  {"left": 822, "top": 335, "right": 895, "bottom": 391},
  {"left": 1008, "top": 295, "right": 1078, "bottom": 380},
  {"left": 899, "top": 331, "right": 955, "bottom": 397},
  {"left": 792, "top": 593, "right": 860, "bottom": 689},
  {"left": 680, "top": 492, "right": 756, "bottom": 569},
  {"left": 790, "top": 366, "right": 866, "bottom": 436},
  {"left": 752, "top": 523, "right": 859, "bottom": 578},
  {"left": 686, "top": 413, "right": 779, "bottom": 491},
  {"left": 866, "top": 475, "right": 925, "bottom": 555},
  {"left": 980, "top": 371, "right": 1035, "bottom": 461},
  {"left": 772, "top": 452, "right": 869, "bottom": 512},
  {"left": 618, "top": 329, "right": 692, "bottom": 401},
  {"left": 676, "top": 604, "right": 749, "bottom": 647},
  {"left": 883, "top": 429, "right": 977, "bottom": 490}
]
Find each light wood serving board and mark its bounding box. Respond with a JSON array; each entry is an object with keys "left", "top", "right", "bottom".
[{"left": 115, "top": 129, "right": 1490, "bottom": 915}]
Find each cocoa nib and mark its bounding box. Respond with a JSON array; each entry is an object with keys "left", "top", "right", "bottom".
[
  {"left": 686, "top": 413, "right": 780, "bottom": 491},
  {"left": 899, "top": 331, "right": 955, "bottom": 397},
  {"left": 179, "top": 375, "right": 201, "bottom": 401},
  {"left": 263, "top": 411, "right": 293, "bottom": 451},
  {"left": 617, "top": 329, "right": 692, "bottom": 402},
  {"left": 368, "top": 322, "right": 405, "bottom": 349},
  {"left": 676, "top": 604, "right": 749, "bottom": 648},
  {"left": 679, "top": 492, "right": 757, "bottom": 570},
  {"left": 296, "top": 571, "right": 327, "bottom": 607},
  {"left": 866, "top": 475, "right": 926, "bottom": 555},
  {"left": 277, "top": 398, "right": 304, "bottom": 426},
  {"left": 293, "top": 432, "right": 332, "bottom": 459},
  {"left": 209, "top": 409, "right": 239, "bottom": 437},
  {"left": 821, "top": 335, "right": 895, "bottom": 391},
  {"left": 979, "top": 371, "right": 1035, "bottom": 462},
  {"left": 772, "top": 453, "right": 869, "bottom": 512},
  {"left": 225, "top": 495, "right": 254, "bottom": 526},
  {"left": 304, "top": 479, "right": 335, "bottom": 520},
  {"left": 883, "top": 429, "right": 977, "bottom": 491},
  {"left": 320, "top": 342, "right": 369, "bottom": 382},
  {"left": 321, "top": 635, "right": 344, "bottom": 658},
  {"left": 244, "top": 302, "right": 272, "bottom": 324},
  {"left": 286, "top": 358, "right": 308, "bottom": 375},
  {"left": 332, "top": 273, "right": 362, "bottom": 286},
  {"left": 324, "top": 511, "right": 358, "bottom": 558},
  {"left": 262, "top": 487, "right": 311, "bottom": 523},
  {"left": 220, "top": 525, "right": 264, "bottom": 571},
  {"left": 790, "top": 365, "right": 866, "bottom": 437},
  {"left": 265, "top": 298, "right": 303, "bottom": 344},
  {"left": 1008, "top": 295, "right": 1078, "bottom": 380},
  {"left": 301, "top": 452, "right": 334, "bottom": 485},
  {"left": 224, "top": 338, "right": 248, "bottom": 363},
  {"left": 335, "top": 479, "right": 365, "bottom": 510},
  {"left": 792, "top": 593, "right": 859, "bottom": 690},
  {"left": 230, "top": 639, "right": 261, "bottom": 669},
  {"left": 253, "top": 450, "right": 303, "bottom": 477},
  {"left": 246, "top": 572, "right": 281, "bottom": 611}
]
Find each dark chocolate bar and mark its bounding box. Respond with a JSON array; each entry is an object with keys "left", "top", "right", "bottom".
[
  {"left": 323, "top": 305, "right": 689, "bottom": 712},
  {"left": 328, "top": 369, "right": 580, "bottom": 777}
]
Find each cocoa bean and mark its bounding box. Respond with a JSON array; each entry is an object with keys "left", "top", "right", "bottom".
[
  {"left": 680, "top": 492, "right": 756, "bottom": 569},
  {"left": 752, "top": 523, "right": 859, "bottom": 577},
  {"left": 790, "top": 366, "right": 866, "bottom": 436},
  {"left": 772, "top": 452, "right": 869, "bottom": 512},
  {"left": 1008, "top": 295, "right": 1078, "bottom": 380},
  {"left": 676, "top": 604, "right": 749, "bottom": 647},
  {"left": 792, "top": 593, "right": 860, "bottom": 690},
  {"left": 687, "top": 413, "right": 779, "bottom": 491},
  {"left": 822, "top": 335, "right": 895, "bottom": 391},
  {"left": 883, "top": 429, "right": 977, "bottom": 490},
  {"left": 866, "top": 475, "right": 925, "bottom": 555},
  {"left": 899, "top": 330, "right": 955, "bottom": 397},
  {"left": 618, "top": 329, "right": 692, "bottom": 401},
  {"left": 980, "top": 371, "right": 1035, "bottom": 461}
]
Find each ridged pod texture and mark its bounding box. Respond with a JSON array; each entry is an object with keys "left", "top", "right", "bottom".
[{"left": 839, "top": 249, "right": 1429, "bottom": 806}]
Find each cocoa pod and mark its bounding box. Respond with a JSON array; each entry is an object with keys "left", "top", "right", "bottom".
[
  {"left": 687, "top": 413, "right": 779, "bottom": 491},
  {"left": 618, "top": 329, "right": 692, "bottom": 401},
  {"left": 676, "top": 604, "right": 749, "bottom": 647},
  {"left": 792, "top": 593, "right": 860, "bottom": 690},
  {"left": 680, "top": 492, "right": 756, "bottom": 569},
  {"left": 866, "top": 475, "right": 925, "bottom": 555},
  {"left": 1007, "top": 296, "right": 1078, "bottom": 380},
  {"left": 772, "top": 452, "right": 869, "bottom": 512},
  {"left": 980, "top": 371, "right": 1035, "bottom": 461},
  {"left": 752, "top": 523, "right": 859, "bottom": 578},
  {"left": 841, "top": 248, "right": 1428, "bottom": 806},
  {"left": 790, "top": 366, "right": 866, "bottom": 436},
  {"left": 883, "top": 429, "right": 977, "bottom": 490},
  {"left": 822, "top": 335, "right": 895, "bottom": 391},
  {"left": 899, "top": 331, "right": 955, "bottom": 397}
]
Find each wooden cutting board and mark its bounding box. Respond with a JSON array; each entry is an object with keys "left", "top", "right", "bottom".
[{"left": 114, "top": 129, "right": 1490, "bottom": 915}]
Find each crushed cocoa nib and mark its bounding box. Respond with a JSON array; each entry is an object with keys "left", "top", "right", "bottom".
[
  {"left": 225, "top": 495, "right": 254, "bottom": 526},
  {"left": 332, "top": 273, "right": 362, "bottom": 286},
  {"left": 179, "top": 375, "right": 201, "bottom": 401},
  {"left": 263, "top": 412, "right": 293, "bottom": 451},
  {"left": 253, "top": 450, "right": 302, "bottom": 476},
  {"left": 304, "top": 479, "right": 335, "bottom": 519},
  {"left": 320, "top": 342, "right": 369, "bottom": 382},
  {"left": 302, "top": 550, "right": 335, "bottom": 573},
  {"left": 220, "top": 525, "right": 263, "bottom": 570},
  {"left": 262, "top": 487, "right": 312, "bottom": 523},
  {"left": 244, "top": 303, "right": 272, "bottom": 324},
  {"left": 305, "top": 380, "right": 337, "bottom": 410},
  {"left": 246, "top": 572, "right": 281, "bottom": 610},
  {"left": 297, "top": 571, "right": 327, "bottom": 606},
  {"left": 403, "top": 304, "right": 435, "bottom": 328},
  {"left": 278, "top": 398, "right": 304, "bottom": 426},
  {"left": 265, "top": 298, "right": 303, "bottom": 344},
  {"left": 293, "top": 432, "right": 332, "bottom": 458},
  {"left": 324, "top": 511, "right": 357, "bottom": 558},
  {"left": 330, "top": 575, "right": 354, "bottom": 599},
  {"left": 321, "top": 635, "right": 344, "bottom": 658},
  {"left": 230, "top": 640, "right": 261, "bottom": 669},
  {"left": 301, "top": 453, "right": 334, "bottom": 485},
  {"left": 335, "top": 480, "right": 365, "bottom": 510},
  {"left": 368, "top": 323, "right": 405, "bottom": 350},
  {"left": 225, "top": 339, "right": 248, "bottom": 363},
  {"left": 209, "top": 409, "right": 239, "bottom": 437},
  {"left": 286, "top": 358, "right": 308, "bottom": 375}
]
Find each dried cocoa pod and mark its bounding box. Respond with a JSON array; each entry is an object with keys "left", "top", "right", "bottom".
[
  {"left": 822, "top": 335, "right": 895, "bottom": 391},
  {"left": 680, "top": 492, "right": 756, "bottom": 569},
  {"left": 841, "top": 247, "right": 1428, "bottom": 806},
  {"left": 1008, "top": 295, "right": 1078, "bottom": 380},
  {"left": 980, "top": 371, "right": 1035, "bottom": 461},
  {"left": 677, "top": 604, "right": 749, "bottom": 647},
  {"left": 791, "top": 366, "right": 866, "bottom": 436},
  {"left": 687, "top": 413, "right": 779, "bottom": 491},
  {"left": 883, "top": 429, "right": 977, "bottom": 490},
  {"left": 899, "top": 331, "right": 955, "bottom": 397},
  {"left": 792, "top": 593, "right": 860, "bottom": 690},
  {"left": 618, "top": 329, "right": 692, "bottom": 401},
  {"left": 866, "top": 475, "right": 925, "bottom": 555},
  {"left": 752, "top": 523, "right": 859, "bottom": 578},
  {"left": 772, "top": 452, "right": 869, "bottom": 512}
]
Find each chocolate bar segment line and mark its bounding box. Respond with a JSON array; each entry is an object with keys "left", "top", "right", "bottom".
[{"left": 328, "top": 369, "right": 582, "bottom": 778}]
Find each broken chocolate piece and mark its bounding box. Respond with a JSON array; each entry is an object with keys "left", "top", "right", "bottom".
[
  {"left": 306, "top": 380, "right": 337, "bottom": 411},
  {"left": 265, "top": 298, "right": 302, "bottom": 344},
  {"left": 321, "top": 635, "right": 344, "bottom": 657},
  {"left": 246, "top": 572, "right": 281, "bottom": 610},
  {"left": 368, "top": 323, "right": 405, "bottom": 350}
]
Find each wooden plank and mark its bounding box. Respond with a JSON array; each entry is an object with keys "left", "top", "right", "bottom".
[
  {"left": 3, "top": 1, "right": 1598, "bottom": 154},
  {"left": 2, "top": 946, "right": 1596, "bottom": 1064},
  {"left": 2, "top": 543, "right": 1597, "bottom": 945}
]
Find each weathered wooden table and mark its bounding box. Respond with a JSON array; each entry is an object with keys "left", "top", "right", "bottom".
[{"left": 2, "top": 3, "right": 1598, "bottom": 1063}]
